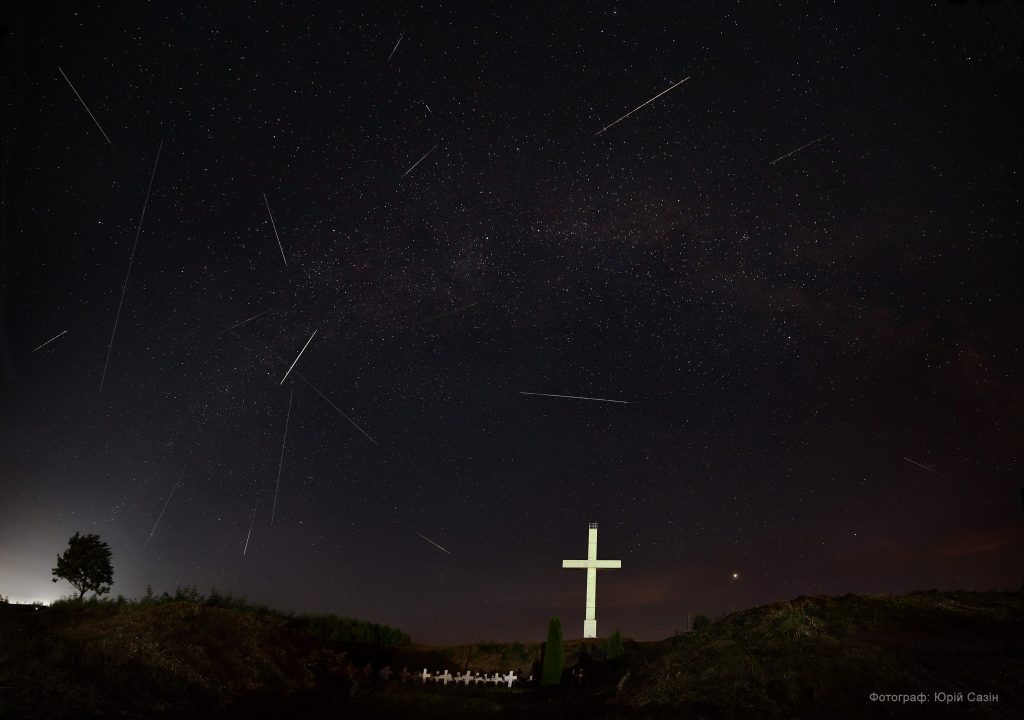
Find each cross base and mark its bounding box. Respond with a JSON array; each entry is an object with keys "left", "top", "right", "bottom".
[{"left": 583, "top": 619, "right": 596, "bottom": 638}]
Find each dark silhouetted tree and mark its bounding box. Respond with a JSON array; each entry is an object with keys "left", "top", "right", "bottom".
[
  {"left": 541, "top": 616, "right": 563, "bottom": 687},
  {"left": 692, "top": 613, "right": 712, "bottom": 633},
  {"left": 51, "top": 532, "right": 113, "bottom": 600},
  {"left": 604, "top": 628, "right": 624, "bottom": 659}
]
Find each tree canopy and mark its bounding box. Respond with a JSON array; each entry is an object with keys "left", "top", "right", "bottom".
[{"left": 52, "top": 532, "right": 114, "bottom": 600}]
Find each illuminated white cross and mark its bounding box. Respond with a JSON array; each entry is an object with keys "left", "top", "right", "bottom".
[{"left": 561, "top": 522, "right": 621, "bottom": 638}]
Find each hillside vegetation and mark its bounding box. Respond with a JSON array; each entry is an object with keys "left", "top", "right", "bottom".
[
  {"left": 0, "top": 590, "right": 407, "bottom": 719},
  {"left": 618, "top": 590, "right": 1024, "bottom": 719},
  {"left": 1, "top": 589, "right": 1020, "bottom": 719}
]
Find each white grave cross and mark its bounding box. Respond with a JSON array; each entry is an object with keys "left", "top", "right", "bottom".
[{"left": 561, "top": 522, "right": 621, "bottom": 638}]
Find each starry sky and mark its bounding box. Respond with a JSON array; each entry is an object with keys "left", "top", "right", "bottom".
[{"left": 1, "top": 2, "right": 1021, "bottom": 644}]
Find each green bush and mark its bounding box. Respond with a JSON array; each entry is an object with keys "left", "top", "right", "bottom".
[
  {"left": 541, "top": 616, "right": 564, "bottom": 687},
  {"left": 605, "top": 629, "right": 625, "bottom": 659},
  {"left": 691, "top": 614, "right": 712, "bottom": 633}
]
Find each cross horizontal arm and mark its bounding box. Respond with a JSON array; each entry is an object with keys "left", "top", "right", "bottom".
[{"left": 562, "top": 559, "right": 622, "bottom": 569}]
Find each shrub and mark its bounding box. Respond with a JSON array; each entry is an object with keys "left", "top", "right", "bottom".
[
  {"left": 692, "top": 614, "right": 712, "bottom": 633},
  {"left": 541, "top": 616, "right": 564, "bottom": 687},
  {"left": 605, "top": 629, "right": 625, "bottom": 659}
]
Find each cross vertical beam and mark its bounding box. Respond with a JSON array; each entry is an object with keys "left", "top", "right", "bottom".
[{"left": 562, "top": 522, "right": 621, "bottom": 638}]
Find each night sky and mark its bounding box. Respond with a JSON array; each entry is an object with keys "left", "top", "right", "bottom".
[{"left": 1, "top": 3, "right": 1021, "bottom": 645}]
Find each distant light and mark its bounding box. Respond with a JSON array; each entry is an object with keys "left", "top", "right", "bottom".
[
  {"left": 5, "top": 595, "right": 59, "bottom": 606},
  {"left": 731, "top": 572, "right": 740, "bottom": 580}
]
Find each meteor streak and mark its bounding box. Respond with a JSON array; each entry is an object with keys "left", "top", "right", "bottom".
[
  {"left": 271, "top": 386, "right": 294, "bottom": 526},
  {"left": 144, "top": 464, "right": 186, "bottom": 550},
  {"left": 243, "top": 491, "right": 260, "bottom": 555},
  {"left": 416, "top": 532, "right": 452, "bottom": 555},
  {"left": 216, "top": 311, "right": 268, "bottom": 337},
  {"left": 595, "top": 77, "right": 691, "bottom": 136},
  {"left": 280, "top": 330, "right": 317, "bottom": 385},
  {"left": 100, "top": 139, "right": 163, "bottom": 392},
  {"left": 401, "top": 144, "right": 438, "bottom": 179},
  {"left": 418, "top": 302, "right": 479, "bottom": 325},
  {"left": 769, "top": 133, "right": 833, "bottom": 165},
  {"left": 903, "top": 456, "right": 945, "bottom": 476},
  {"left": 57, "top": 67, "right": 112, "bottom": 144},
  {"left": 387, "top": 31, "right": 406, "bottom": 63},
  {"left": 32, "top": 330, "right": 68, "bottom": 353},
  {"left": 519, "top": 391, "right": 631, "bottom": 405},
  {"left": 262, "top": 192, "right": 288, "bottom": 267},
  {"left": 268, "top": 351, "right": 378, "bottom": 445}
]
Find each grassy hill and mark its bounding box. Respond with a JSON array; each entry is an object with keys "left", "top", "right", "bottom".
[
  {"left": 617, "top": 590, "right": 1024, "bottom": 719},
  {"left": 1, "top": 590, "right": 1020, "bottom": 719},
  {"left": 0, "top": 593, "right": 407, "bottom": 719}
]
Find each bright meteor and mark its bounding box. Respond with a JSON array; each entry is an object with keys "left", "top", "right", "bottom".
[
  {"left": 595, "top": 76, "right": 691, "bottom": 136},
  {"left": 520, "top": 391, "right": 631, "bottom": 405},
  {"left": 416, "top": 532, "right": 452, "bottom": 555}
]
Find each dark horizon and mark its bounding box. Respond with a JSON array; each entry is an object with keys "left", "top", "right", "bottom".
[{"left": 1, "top": 2, "right": 1021, "bottom": 646}]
